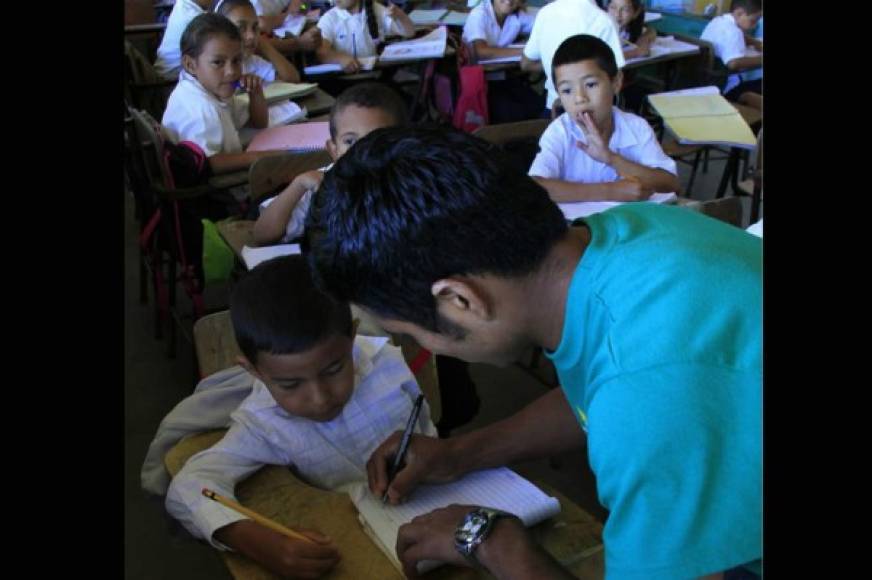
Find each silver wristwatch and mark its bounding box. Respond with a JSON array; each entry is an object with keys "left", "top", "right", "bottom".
[{"left": 454, "top": 507, "right": 516, "bottom": 565}]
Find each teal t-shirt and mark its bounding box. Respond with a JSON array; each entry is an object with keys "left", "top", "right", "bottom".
[{"left": 546, "top": 204, "right": 762, "bottom": 579}]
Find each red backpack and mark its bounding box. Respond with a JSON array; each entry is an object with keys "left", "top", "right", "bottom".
[{"left": 452, "top": 64, "right": 489, "bottom": 132}]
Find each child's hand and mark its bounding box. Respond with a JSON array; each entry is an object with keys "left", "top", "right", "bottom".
[
  {"left": 298, "top": 27, "right": 322, "bottom": 51},
  {"left": 385, "top": 2, "right": 401, "bottom": 18},
  {"left": 293, "top": 169, "right": 324, "bottom": 192},
  {"left": 611, "top": 176, "right": 654, "bottom": 202},
  {"left": 575, "top": 111, "right": 613, "bottom": 165},
  {"left": 238, "top": 73, "right": 264, "bottom": 95},
  {"left": 339, "top": 54, "right": 361, "bottom": 74}
]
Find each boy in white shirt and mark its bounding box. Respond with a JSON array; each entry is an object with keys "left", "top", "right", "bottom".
[
  {"left": 218, "top": 0, "right": 301, "bottom": 82},
  {"left": 166, "top": 255, "right": 437, "bottom": 579},
  {"left": 700, "top": 0, "right": 763, "bottom": 102},
  {"left": 316, "top": 0, "right": 415, "bottom": 74},
  {"left": 250, "top": 0, "right": 324, "bottom": 56},
  {"left": 462, "top": 0, "right": 535, "bottom": 61},
  {"left": 154, "top": 0, "right": 212, "bottom": 80},
  {"left": 521, "top": 0, "right": 625, "bottom": 114},
  {"left": 529, "top": 34, "right": 678, "bottom": 202},
  {"left": 253, "top": 82, "right": 408, "bottom": 245}
]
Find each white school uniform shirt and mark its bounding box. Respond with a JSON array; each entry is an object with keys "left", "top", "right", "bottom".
[
  {"left": 259, "top": 163, "right": 334, "bottom": 242},
  {"left": 162, "top": 71, "right": 250, "bottom": 156},
  {"left": 243, "top": 53, "right": 278, "bottom": 82},
  {"left": 522, "top": 0, "right": 625, "bottom": 110},
  {"left": 700, "top": 13, "right": 752, "bottom": 95},
  {"left": 165, "top": 335, "right": 438, "bottom": 549},
  {"left": 317, "top": 3, "right": 411, "bottom": 58},
  {"left": 529, "top": 109, "right": 677, "bottom": 183},
  {"left": 251, "top": 0, "right": 292, "bottom": 15},
  {"left": 154, "top": 0, "right": 206, "bottom": 80},
  {"left": 461, "top": 1, "right": 535, "bottom": 47}
]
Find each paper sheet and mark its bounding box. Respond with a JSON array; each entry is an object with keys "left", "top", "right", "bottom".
[
  {"left": 273, "top": 14, "right": 306, "bottom": 38},
  {"left": 559, "top": 192, "right": 678, "bottom": 221},
  {"left": 304, "top": 63, "right": 343, "bottom": 75},
  {"left": 246, "top": 121, "right": 330, "bottom": 152},
  {"left": 380, "top": 26, "right": 447, "bottom": 62},
  {"left": 241, "top": 244, "right": 301, "bottom": 270}
]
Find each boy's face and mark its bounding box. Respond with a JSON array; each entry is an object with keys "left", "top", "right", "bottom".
[
  {"left": 226, "top": 5, "right": 261, "bottom": 57},
  {"left": 244, "top": 333, "right": 356, "bottom": 422},
  {"left": 327, "top": 104, "right": 399, "bottom": 160},
  {"left": 493, "top": 0, "right": 521, "bottom": 18},
  {"left": 734, "top": 8, "right": 762, "bottom": 32},
  {"left": 183, "top": 35, "right": 243, "bottom": 100},
  {"left": 554, "top": 59, "right": 621, "bottom": 131}
]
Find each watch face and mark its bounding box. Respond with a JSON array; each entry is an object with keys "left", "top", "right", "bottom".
[{"left": 455, "top": 511, "right": 489, "bottom": 544}]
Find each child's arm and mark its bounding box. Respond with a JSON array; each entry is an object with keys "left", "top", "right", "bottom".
[
  {"left": 726, "top": 54, "right": 762, "bottom": 72},
  {"left": 239, "top": 74, "right": 269, "bottom": 129},
  {"left": 623, "top": 26, "right": 657, "bottom": 59},
  {"left": 471, "top": 40, "right": 524, "bottom": 61},
  {"left": 384, "top": 2, "right": 415, "bottom": 38},
  {"left": 315, "top": 39, "right": 361, "bottom": 73},
  {"left": 256, "top": 33, "right": 301, "bottom": 82},
  {"left": 253, "top": 170, "right": 324, "bottom": 245},
  {"left": 533, "top": 176, "right": 654, "bottom": 203},
  {"left": 520, "top": 54, "right": 543, "bottom": 73},
  {"left": 744, "top": 35, "right": 763, "bottom": 51}
]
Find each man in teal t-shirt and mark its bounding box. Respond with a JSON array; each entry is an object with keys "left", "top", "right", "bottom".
[{"left": 304, "top": 127, "right": 762, "bottom": 579}]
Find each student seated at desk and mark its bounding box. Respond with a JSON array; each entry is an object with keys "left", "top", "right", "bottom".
[
  {"left": 154, "top": 0, "right": 212, "bottom": 80},
  {"left": 250, "top": 0, "right": 324, "bottom": 56},
  {"left": 253, "top": 82, "right": 407, "bottom": 245},
  {"left": 165, "top": 255, "right": 438, "bottom": 579},
  {"left": 700, "top": 0, "right": 763, "bottom": 104},
  {"left": 529, "top": 35, "right": 679, "bottom": 203},
  {"left": 607, "top": 0, "right": 656, "bottom": 59},
  {"left": 315, "top": 0, "right": 414, "bottom": 74},
  {"left": 218, "top": 0, "right": 301, "bottom": 82},
  {"left": 162, "top": 13, "right": 275, "bottom": 174},
  {"left": 462, "top": 0, "right": 543, "bottom": 123}
]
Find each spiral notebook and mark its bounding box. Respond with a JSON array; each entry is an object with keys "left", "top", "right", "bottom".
[
  {"left": 245, "top": 121, "right": 330, "bottom": 152},
  {"left": 348, "top": 467, "right": 561, "bottom": 574}
]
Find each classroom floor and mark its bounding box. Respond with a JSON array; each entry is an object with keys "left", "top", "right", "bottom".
[{"left": 124, "top": 155, "right": 758, "bottom": 579}]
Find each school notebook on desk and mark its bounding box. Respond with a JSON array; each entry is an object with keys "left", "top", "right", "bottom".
[
  {"left": 380, "top": 26, "right": 448, "bottom": 62},
  {"left": 647, "top": 86, "right": 757, "bottom": 149},
  {"left": 234, "top": 81, "right": 319, "bottom": 107},
  {"left": 246, "top": 121, "right": 330, "bottom": 152},
  {"left": 348, "top": 467, "right": 561, "bottom": 574}
]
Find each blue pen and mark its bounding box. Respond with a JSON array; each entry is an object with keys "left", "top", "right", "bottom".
[{"left": 352, "top": 32, "right": 357, "bottom": 60}]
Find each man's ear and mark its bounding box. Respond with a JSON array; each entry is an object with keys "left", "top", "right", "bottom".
[
  {"left": 326, "top": 138, "right": 339, "bottom": 161},
  {"left": 431, "top": 278, "right": 491, "bottom": 322},
  {"left": 236, "top": 355, "right": 261, "bottom": 380},
  {"left": 182, "top": 54, "right": 197, "bottom": 76},
  {"left": 612, "top": 70, "right": 624, "bottom": 96}
]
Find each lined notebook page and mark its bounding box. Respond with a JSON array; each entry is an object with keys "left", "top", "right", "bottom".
[
  {"left": 647, "top": 94, "right": 738, "bottom": 118},
  {"left": 349, "top": 467, "right": 561, "bottom": 573}
]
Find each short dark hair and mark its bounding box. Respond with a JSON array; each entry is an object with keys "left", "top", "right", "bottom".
[
  {"left": 214, "top": 0, "right": 254, "bottom": 18},
  {"left": 328, "top": 82, "right": 409, "bottom": 140},
  {"left": 230, "top": 255, "right": 353, "bottom": 365},
  {"left": 180, "top": 13, "right": 241, "bottom": 59},
  {"left": 304, "top": 126, "right": 568, "bottom": 335},
  {"left": 731, "top": 0, "right": 762, "bottom": 13},
  {"left": 551, "top": 34, "right": 619, "bottom": 81},
  {"left": 609, "top": 0, "right": 647, "bottom": 43}
]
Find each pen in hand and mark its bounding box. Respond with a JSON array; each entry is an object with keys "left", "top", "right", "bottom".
[{"left": 382, "top": 393, "right": 425, "bottom": 505}]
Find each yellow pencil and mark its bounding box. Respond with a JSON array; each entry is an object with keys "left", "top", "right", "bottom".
[{"left": 201, "top": 488, "right": 315, "bottom": 544}]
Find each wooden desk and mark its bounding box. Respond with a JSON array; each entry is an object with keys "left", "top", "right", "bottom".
[
  {"left": 166, "top": 431, "right": 605, "bottom": 580},
  {"left": 217, "top": 220, "right": 255, "bottom": 264},
  {"left": 296, "top": 87, "right": 336, "bottom": 117}
]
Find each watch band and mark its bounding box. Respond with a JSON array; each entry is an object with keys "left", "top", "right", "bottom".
[{"left": 454, "top": 507, "right": 517, "bottom": 567}]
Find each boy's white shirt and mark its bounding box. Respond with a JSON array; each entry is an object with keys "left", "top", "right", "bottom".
[
  {"left": 522, "top": 0, "right": 625, "bottom": 110},
  {"left": 700, "top": 13, "right": 754, "bottom": 95},
  {"left": 252, "top": 0, "right": 292, "bottom": 16},
  {"left": 462, "top": 1, "right": 535, "bottom": 48},
  {"left": 243, "top": 53, "right": 278, "bottom": 83},
  {"left": 162, "top": 70, "right": 250, "bottom": 156},
  {"left": 164, "top": 335, "right": 438, "bottom": 549},
  {"left": 317, "top": 4, "right": 412, "bottom": 59},
  {"left": 529, "top": 108, "right": 677, "bottom": 183},
  {"left": 259, "top": 163, "right": 334, "bottom": 242},
  {"left": 154, "top": 0, "right": 206, "bottom": 80}
]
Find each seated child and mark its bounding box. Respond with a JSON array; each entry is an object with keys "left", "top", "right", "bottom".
[
  {"left": 529, "top": 34, "right": 679, "bottom": 203},
  {"left": 607, "top": 0, "right": 656, "bottom": 60},
  {"left": 250, "top": 0, "right": 323, "bottom": 55},
  {"left": 165, "top": 255, "right": 438, "bottom": 578},
  {"left": 700, "top": 0, "right": 763, "bottom": 103},
  {"left": 162, "top": 13, "right": 275, "bottom": 174},
  {"left": 316, "top": 0, "right": 415, "bottom": 74},
  {"left": 154, "top": 0, "right": 212, "bottom": 80},
  {"left": 218, "top": 0, "right": 301, "bottom": 82},
  {"left": 253, "top": 82, "right": 408, "bottom": 245}
]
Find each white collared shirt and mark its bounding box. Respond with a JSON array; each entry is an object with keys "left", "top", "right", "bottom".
[
  {"left": 522, "top": 0, "right": 625, "bottom": 110},
  {"left": 251, "top": 0, "right": 292, "bottom": 15},
  {"left": 259, "top": 163, "right": 334, "bottom": 242},
  {"left": 462, "top": 1, "right": 535, "bottom": 47},
  {"left": 165, "top": 335, "right": 438, "bottom": 549},
  {"left": 154, "top": 0, "right": 207, "bottom": 80},
  {"left": 161, "top": 71, "right": 250, "bottom": 156},
  {"left": 317, "top": 3, "right": 411, "bottom": 58},
  {"left": 243, "top": 53, "right": 277, "bottom": 82},
  {"left": 529, "top": 108, "right": 677, "bottom": 183},
  {"left": 700, "top": 13, "right": 751, "bottom": 94}
]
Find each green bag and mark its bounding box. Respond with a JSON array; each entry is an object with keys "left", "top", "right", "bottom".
[{"left": 201, "top": 219, "right": 235, "bottom": 285}]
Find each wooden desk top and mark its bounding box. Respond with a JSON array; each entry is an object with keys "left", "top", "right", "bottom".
[
  {"left": 217, "top": 220, "right": 255, "bottom": 264},
  {"left": 296, "top": 87, "right": 336, "bottom": 117}
]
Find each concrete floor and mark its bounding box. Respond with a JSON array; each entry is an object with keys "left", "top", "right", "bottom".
[{"left": 124, "top": 153, "right": 757, "bottom": 579}]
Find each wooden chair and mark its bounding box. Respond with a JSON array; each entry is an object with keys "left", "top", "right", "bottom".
[
  {"left": 127, "top": 106, "right": 248, "bottom": 357},
  {"left": 124, "top": 39, "right": 175, "bottom": 120},
  {"left": 473, "top": 119, "right": 550, "bottom": 170}
]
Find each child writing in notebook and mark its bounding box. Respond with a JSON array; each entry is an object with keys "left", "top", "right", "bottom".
[
  {"left": 253, "top": 82, "right": 408, "bottom": 245},
  {"left": 165, "top": 255, "right": 438, "bottom": 578},
  {"left": 700, "top": 0, "right": 763, "bottom": 103},
  {"left": 315, "top": 0, "right": 415, "bottom": 74},
  {"left": 608, "top": 0, "right": 656, "bottom": 59},
  {"left": 162, "top": 13, "right": 276, "bottom": 174},
  {"left": 217, "top": 0, "right": 301, "bottom": 82},
  {"left": 154, "top": 0, "right": 212, "bottom": 79},
  {"left": 528, "top": 34, "right": 679, "bottom": 203}
]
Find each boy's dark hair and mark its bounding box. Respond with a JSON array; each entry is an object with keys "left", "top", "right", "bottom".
[
  {"left": 731, "top": 0, "right": 762, "bottom": 13},
  {"left": 230, "top": 255, "right": 353, "bottom": 365},
  {"left": 328, "top": 82, "right": 409, "bottom": 140},
  {"left": 214, "top": 0, "right": 255, "bottom": 18},
  {"left": 304, "top": 126, "right": 568, "bottom": 336},
  {"left": 552, "top": 34, "right": 619, "bottom": 82},
  {"left": 612, "top": 0, "right": 647, "bottom": 43},
  {"left": 181, "top": 13, "right": 242, "bottom": 58}
]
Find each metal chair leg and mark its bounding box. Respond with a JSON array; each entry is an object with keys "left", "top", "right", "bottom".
[
  {"left": 685, "top": 149, "right": 703, "bottom": 198},
  {"left": 703, "top": 147, "right": 710, "bottom": 173},
  {"left": 167, "top": 257, "right": 177, "bottom": 359},
  {"left": 750, "top": 182, "right": 762, "bottom": 223},
  {"left": 715, "top": 149, "right": 739, "bottom": 199}
]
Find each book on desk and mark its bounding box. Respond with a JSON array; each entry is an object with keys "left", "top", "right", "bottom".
[
  {"left": 647, "top": 86, "right": 757, "bottom": 149},
  {"left": 245, "top": 121, "right": 330, "bottom": 153},
  {"left": 233, "top": 81, "right": 319, "bottom": 106}
]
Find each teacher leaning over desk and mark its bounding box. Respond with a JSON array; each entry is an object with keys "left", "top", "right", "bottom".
[{"left": 302, "top": 126, "right": 763, "bottom": 580}]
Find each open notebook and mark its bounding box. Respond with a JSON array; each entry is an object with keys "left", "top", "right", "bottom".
[
  {"left": 647, "top": 86, "right": 756, "bottom": 149},
  {"left": 559, "top": 192, "right": 678, "bottom": 221},
  {"left": 348, "top": 467, "right": 561, "bottom": 574},
  {"left": 380, "top": 26, "right": 447, "bottom": 62},
  {"left": 234, "top": 82, "right": 319, "bottom": 107},
  {"left": 246, "top": 121, "right": 330, "bottom": 152}
]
